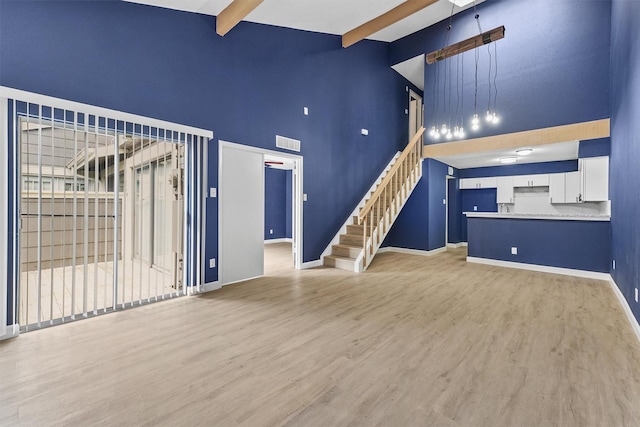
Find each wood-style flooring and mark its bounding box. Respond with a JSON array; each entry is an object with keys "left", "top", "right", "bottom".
[{"left": 1, "top": 246, "right": 640, "bottom": 426}]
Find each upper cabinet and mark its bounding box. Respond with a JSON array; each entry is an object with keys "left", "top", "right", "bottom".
[
  {"left": 459, "top": 177, "right": 497, "bottom": 190},
  {"left": 513, "top": 174, "right": 550, "bottom": 187},
  {"left": 496, "top": 176, "right": 514, "bottom": 204},
  {"left": 581, "top": 157, "right": 609, "bottom": 202},
  {"left": 549, "top": 172, "right": 581, "bottom": 203}
]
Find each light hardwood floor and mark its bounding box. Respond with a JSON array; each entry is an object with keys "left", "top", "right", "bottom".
[{"left": 1, "top": 247, "right": 640, "bottom": 426}]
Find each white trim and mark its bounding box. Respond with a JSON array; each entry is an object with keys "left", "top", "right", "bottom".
[
  {"left": 0, "top": 97, "right": 8, "bottom": 338},
  {"left": 320, "top": 152, "right": 400, "bottom": 264},
  {"left": 447, "top": 242, "right": 467, "bottom": 248},
  {"left": 466, "top": 257, "right": 611, "bottom": 280},
  {"left": 0, "top": 86, "right": 212, "bottom": 138},
  {"left": 301, "top": 260, "right": 322, "bottom": 269},
  {"left": 378, "top": 246, "right": 447, "bottom": 257},
  {"left": 0, "top": 324, "right": 20, "bottom": 341},
  {"left": 264, "top": 238, "right": 293, "bottom": 245},
  {"left": 219, "top": 141, "right": 304, "bottom": 286},
  {"left": 608, "top": 277, "right": 640, "bottom": 345},
  {"left": 201, "top": 282, "right": 221, "bottom": 293}
]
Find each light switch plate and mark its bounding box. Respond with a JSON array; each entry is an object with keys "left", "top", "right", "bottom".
[
  {"left": 511, "top": 247, "right": 518, "bottom": 255},
  {"left": 442, "top": 199, "right": 446, "bottom": 205},
  {"left": 635, "top": 288, "right": 638, "bottom": 303},
  {"left": 209, "top": 258, "right": 216, "bottom": 269},
  {"left": 303, "top": 193, "right": 308, "bottom": 202},
  {"left": 303, "top": 107, "right": 309, "bottom": 116},
  {"left": 210, "top": 187, "right": 217, "bottom": 198},
  {"left": 361, "top": 129, "right": 369, "bottom": 136}
]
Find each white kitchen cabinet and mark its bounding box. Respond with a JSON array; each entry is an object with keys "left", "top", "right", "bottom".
[
  {"left": 459, "top": 177, "right": 497, "bottom": 189},
  {"left": 496, "top": 176, "right": 514, "bottom": 204},
  {"left": 513, "top": 174, "right": 549, "bottom": 187},
  {"left": 581, "top": 157, "right": 609, "bottom": 201},
  {"left": 565, "top": 171, "right": 582, "bottom": 203},
  {"left": 549, "top": 173, "right": 565, "bottom": 204},
  {"left": 549, "top": 172, "right": 581, "bottom": 203}
]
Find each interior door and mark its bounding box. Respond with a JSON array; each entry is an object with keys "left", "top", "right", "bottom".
[
  {"left": 409, "top": 90, "right": 423, "bottom": 143},
  {"left": 220, "top": 145, "right": 264, "bottom": 285}
]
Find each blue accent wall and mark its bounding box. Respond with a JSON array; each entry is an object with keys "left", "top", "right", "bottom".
[
  {"left": 447, "top": 178, "right": 462, "bottom": 244},
  {"left": 610, "top": 0, "right": 640, "bottom": 323},
  {"left": 384, "top": 159, "right": 450, "bottom": 252},
  {"left": 264, "top": 167, "right": 290, "bottom": 240},
  {"left": 459, "top": 160, "right": 578, "bottom": 179},
  {"left": 391, "top": 0, "right": 611, "bottom": 140},
  {"left": 468, "top": 217, "right": 611, "bottom": 273},
  {"left": 579, "top": 138, "right": 611, "bottom": 158},
  {"left": 461, "top": 189, "right": 498, "bottom": 242},
  {"left": 0, "top": 0, "right": 413, "bottom": 285}
]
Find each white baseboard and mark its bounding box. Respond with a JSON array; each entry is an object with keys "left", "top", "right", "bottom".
[
  {"left": 447, "top": 242, "right": 468, "bottom": 248},
  {"left": 378, "top": 246, "right": 447, "bottom": 257},
  {"left": 264, "top": 238, "right": 293, "bottom": 245},
  {"left": 0, "top": 324, "right": 20, "bottom": 341},
  {"left": 221, "top": 275, "right": 263, "bottom": 287},
  {"left": 301, "top": 259, "right": 322, "bottom": 269},
  {"left": 608, "top": 277, "right": 640, "bottom": 345},
  {"left": 466, "top": 257, "right": 611, "bottom": 281},
  {"left": 201, "top": 281, "right": 221, "bottom": 293}
]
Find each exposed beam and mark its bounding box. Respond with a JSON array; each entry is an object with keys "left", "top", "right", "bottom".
[
  {"left": 216, "top": 0, "right": 264, "bottom": 37},
  {"left": 426, "top": 25, "right": 505, "bottom": 64},
  {"left": 342, "top": 0, "right": 438, "bottom": 48},
  {"left": 422, "top": 119, "right": 610, "bottom": 158}
]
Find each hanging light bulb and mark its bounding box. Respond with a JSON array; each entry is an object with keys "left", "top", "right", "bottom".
[
  {"left": 485, "top": 109, "right": 493, "bottom": 122},
  {"left": 471, "top": 113, "right": 480, "bottom": 131},
  {"left": 429, "top": 125, "right": 437, "bottom": 137},
  {"left": 491, "top": 112, "right": 500, "bottom": 124},
  {"left": 432, "top": 131, "right": 440, "bottom": 140},
  {"left": 453, "top": 126, "right": 460, "bottom": 137},
  {"left": 458, "top": 126, "right": 466, "bottom": 138},
  {"left": 446, "top": 130, "right": 453, "bottom": 139},
  {"left": 441, "top": 123, "right": 448, "bottom": 135}
]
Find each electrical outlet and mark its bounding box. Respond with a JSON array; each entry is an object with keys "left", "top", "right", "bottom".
[
  {"left": 635, "top": 288, "right": 638, "bottom": 303},
  {"left": 405, "top": 109, "right": 408, "bottom": 115},
  {"left": 473, "top": 206, "right": 478, "bottom": 211},
  {"left": 443, "top": 199, "right": 446, "bottom": 205},
  {"left": 303, "top": 193, "right": 308, "bottom": 201},
  {"left": 613, "top": 260, "right": 616, "bottom": 270},
  {"left": 303, "top": 107, "right": 309, "bottom": 115},
  {"left": 270, "top": 229, "right": 273, "bottom": 235},
  {"left": 511, "top": 247, "right": 518, "bottom": 255},
  {"left": 209, "top": 258, "right": 216, "bottom": 269}
]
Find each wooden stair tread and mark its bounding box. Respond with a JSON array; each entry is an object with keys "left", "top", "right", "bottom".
[
  {"left": 325, "top": 254, "right": 357, "bottom": 262},
  {"left": 333, "top": 243, "right": 361, "bottom": 249}
]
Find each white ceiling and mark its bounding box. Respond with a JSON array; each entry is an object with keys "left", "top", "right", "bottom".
[
  {"left": 435, "top": 141, "right": 580, "bottom": 170},
  {"left": 123, "top": 0, "right": 483, "bottom": 43},
  {"left": 392, "top": 55, "right": 425, "bottom": 91}
]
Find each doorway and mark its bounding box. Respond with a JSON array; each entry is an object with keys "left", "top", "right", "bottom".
[
  {"left": 264, "top": 154, "right": 295, "bottom": 274},
  {"left": 445, "top": 176, "right": 461, "bottom": 247},
  {"left": 219, "top": 141, "right": 303, "bottom": 287},
  {"left": 409, "top": 89, "right": 424, "bottom": 143}
]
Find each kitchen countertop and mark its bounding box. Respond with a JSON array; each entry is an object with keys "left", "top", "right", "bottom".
[{"left": 464, "top": 212, "right": 611, "bottom": 221}]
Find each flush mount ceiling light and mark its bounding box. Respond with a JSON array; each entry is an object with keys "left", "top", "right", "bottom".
[
  {"left": 500, "top": 157, "right": 518, "bottom": 164},
  {"left": 449, "top": 0, "right": 477, "bottom": 6},
  {"left": 516, "top": 148, "right": 533, "bottom": 156}
]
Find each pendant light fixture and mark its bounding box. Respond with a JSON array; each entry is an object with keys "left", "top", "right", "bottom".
[{"left": 426, "top": 1, "right": 505, "bottom": 141}]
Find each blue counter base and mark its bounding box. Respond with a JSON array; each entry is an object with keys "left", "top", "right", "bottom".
[{"left": 467, "top": 217, "right": 610, "bottom": 273}]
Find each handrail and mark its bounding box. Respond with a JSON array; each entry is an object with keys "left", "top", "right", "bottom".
[
  {"left": 358, "top": 126, "right": 424, "bottom": 223},
  {"left": 357, "top": 126, "right": 425, "bottom": 270}
]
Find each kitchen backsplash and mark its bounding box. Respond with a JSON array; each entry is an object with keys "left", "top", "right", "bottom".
[{"left": 498, "top": 187, "right": 610, "bottom": 216}]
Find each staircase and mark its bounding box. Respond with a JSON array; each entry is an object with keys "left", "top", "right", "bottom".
[{"left": 324, "top": 127, "right": 425, "bottom": 272}]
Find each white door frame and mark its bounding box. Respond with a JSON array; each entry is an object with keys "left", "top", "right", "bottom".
[
  {"left": 445, "top": 175, "right": 455, "bottom": 247},
  {"left": 219, "top": 141, "right": 303, "bottom": 283},
  {"left": 0, "top": 98, "right": 8, "bottom": 338}
]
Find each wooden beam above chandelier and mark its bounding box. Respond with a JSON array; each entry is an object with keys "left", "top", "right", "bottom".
[{"left": 426, "top": 25, "right": 505, "bottom": 64}]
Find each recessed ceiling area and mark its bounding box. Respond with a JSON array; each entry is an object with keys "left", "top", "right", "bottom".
[
  {"left": 123, "top": 0, "right": 484, "bottom": 43},
  {"left": 434, "top": 141, "right": 580, "bottom": 169}
]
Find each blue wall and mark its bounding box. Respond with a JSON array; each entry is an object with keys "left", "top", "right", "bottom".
[
  {"left": 468, "top": 217, "right": 611, "bottom": 273},
  {"left": 391, "top": 0, "right": 611, "bottom": 140},
  {"left": 461, "top": 188, "right": 498, "bottom": 242},
  {"left": 0, "top": 0, "right": 413, "bottom": 287},
  {"left": 384, "top": 159, "right": 451, "bottom": 251},
  {"left": 264, "top": 167, "right": 291, "bottom": 240},
  {"left": 610, "top": 0, "right": 640, "bottom": 323}
]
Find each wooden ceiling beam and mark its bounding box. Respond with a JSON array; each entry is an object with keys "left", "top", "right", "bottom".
[
  {"left": 342, "top": 0, "right": 438, "bottom": 48},
  {"left": 216, "top": 0, "right": 264, "bottom": 37},
  {"left": 426, "top": 26, "right": 505, "bottom": 64},
  {"left": 422, "top": 119, "right": 611, "bottom": 158}
]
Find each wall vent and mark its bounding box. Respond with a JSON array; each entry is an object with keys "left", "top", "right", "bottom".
[{"left": 276, "top": 135, "right": 301, "bottom": 152}]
